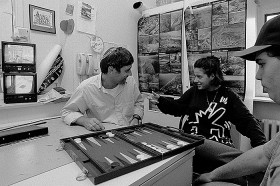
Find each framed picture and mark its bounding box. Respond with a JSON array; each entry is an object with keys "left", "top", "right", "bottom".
[{"left": 29, "top": 4, "right": 56, "bottom": 34}]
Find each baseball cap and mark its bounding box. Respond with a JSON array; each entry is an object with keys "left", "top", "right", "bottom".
[{"left": 234, "top": 15, "right": 280, "bottom": 61}]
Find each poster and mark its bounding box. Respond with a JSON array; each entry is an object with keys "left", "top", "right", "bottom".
[
  {"left": 76, "top": 1, "right": 96, "bottom": 35},
  {"left": 185, "top": 0, "right": 246, "bottom": 99},
  {"left": 138, "top": 10, "right": 183, "bottom": 97}
]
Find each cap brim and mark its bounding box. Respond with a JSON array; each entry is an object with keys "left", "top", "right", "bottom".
[{"left": 233, "top": 45, "right": 271, "bottom": 61}]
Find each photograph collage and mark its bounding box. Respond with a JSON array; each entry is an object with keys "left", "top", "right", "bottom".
[
  {"left": 138, "top": 0, "right": 247, "bottom": 111},
  {"left": 185, "top": 0, "right": 246, "bottom": 99}
]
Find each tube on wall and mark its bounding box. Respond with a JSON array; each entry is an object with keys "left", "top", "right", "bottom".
[{"left": 37, "top": 44, "right": 62, "bottom": 92}]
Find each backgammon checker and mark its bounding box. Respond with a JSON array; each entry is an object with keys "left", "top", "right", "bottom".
[{"left": 60, "top": 122, "right": 204, "bottom": 185}]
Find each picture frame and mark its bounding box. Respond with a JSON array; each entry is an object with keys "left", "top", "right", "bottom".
[
  {"left": 29, "top": 4, "right": 56, "bottom": 34},
  {"left": 12, "top": 26, "right": 30, "bottom": 42}
]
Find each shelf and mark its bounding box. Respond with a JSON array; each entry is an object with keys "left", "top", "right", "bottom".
[
  {"left": 0, "top": 101, "right": 44, "bottom": 110},
  {"left": 253, "top": 96, "right": 274, "bottom": 103},
  {"left": 0, "top": 93, "right": 70, "bottom": 110}
]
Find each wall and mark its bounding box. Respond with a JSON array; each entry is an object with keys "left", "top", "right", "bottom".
[
  {"left": 239, "top": 0, "right": 258, "bottom": 151},
  {"left": 58, "top": 0, "right": 156, "bottom": 92},
  {"left": 1, "top": 0, "right": 156, "bottom": 92},
  {"left": 16, "top": 0, "right": 61, "bottom": 83},
  {"left": 0, "top": 1, "right": 13, "bottom": 47},
  {"left": 0, "top": 0, "right": 63, "bottom": 125},
  {"left": 254, "top": 101, "right": 280, "bottom": 121}
]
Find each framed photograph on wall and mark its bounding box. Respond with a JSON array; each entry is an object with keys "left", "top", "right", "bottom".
[{"left": 29, "top": 4, "right": 56, "bottom": 34}]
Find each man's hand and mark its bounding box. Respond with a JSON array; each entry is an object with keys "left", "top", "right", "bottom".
[
  {"left": 76, "top": 117, "right": 105, "bottom": 131},
  {"left": 129, "top": 118, "right": 140, "bottom": 126}
]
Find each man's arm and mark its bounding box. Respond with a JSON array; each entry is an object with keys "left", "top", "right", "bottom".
[
  {"left": 133, "top": 93, "right": 144, "bottom": 115},
  {"left": 195, "top": 145, "right": 269, "bottom": 184},
  {"left": 61, "top": 89, "right": 87, "bottom": 125},
  {"left": 130, "top": 77, "right": 144, "bottom": 125},
  {"left": 129, "top": 94, "right": 144, "bottom": 125},
  {"left": 75, "top": 116, "right": 104, "bottom": 131},
  {"left": 61, "top": 89, "right": 104, "bottom": 131}
]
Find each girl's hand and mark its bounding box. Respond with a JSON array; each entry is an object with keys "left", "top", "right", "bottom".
[{"left": 148, "top": 91, "right": 160, "bottom": 104}]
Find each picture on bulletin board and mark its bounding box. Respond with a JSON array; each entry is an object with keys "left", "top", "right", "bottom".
[
  {"left": 65, "top": 4, "right": 74, "bottom": 16},
  {"left": 80, "top": 2, "right": 93, "bottom": 20},
  {"left": 137, "top": 10, "right": 183, "bottom": 97},
  {"left": 29, "top": 4, "right": 56, "bottom": 34}
]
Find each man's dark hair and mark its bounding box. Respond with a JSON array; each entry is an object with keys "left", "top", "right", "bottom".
[
  {"left": 194, "top": 56, "right": 224, "bottom": 86},
  {"left": 100, "top": 47, "right": 134, "bottom": 73}
]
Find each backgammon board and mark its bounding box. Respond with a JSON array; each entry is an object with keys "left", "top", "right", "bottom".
[{"left": 60, "top": 122, "right": 204, "bottom": 185}]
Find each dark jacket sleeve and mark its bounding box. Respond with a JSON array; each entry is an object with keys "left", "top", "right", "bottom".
[
  {"left": 228, "top": 90, "right": 267, "bottom": 147},
  {"left": 156, "top": 88, "right": 194, "bottom": 117}
]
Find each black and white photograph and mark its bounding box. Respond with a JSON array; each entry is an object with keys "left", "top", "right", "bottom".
[{"left": 2, "top": 1, "right": 280, "bottom": 186}]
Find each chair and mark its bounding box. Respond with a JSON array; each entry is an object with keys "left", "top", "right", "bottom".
[{"left": 179, "top": 115, "right": 250, "bottom": 186}]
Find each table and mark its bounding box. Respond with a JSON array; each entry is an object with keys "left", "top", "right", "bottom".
[{"left": 0, "top": 118, "right": 195, "bottom": 186}]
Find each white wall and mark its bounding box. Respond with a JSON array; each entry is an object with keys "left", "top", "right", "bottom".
[
  {"left": 20, "top": 0, "right": 61, "bottom": 74},
  {"left": 0, "top": 1, "right": 13, "bottom": 45},
  {"left": 59, "top": 0, "right": 155, "bottom": 92},
  {"left": 6, "top": 0, "right": 155, "bottom": 93},
  {"left": 238, "top": 0, "right": 258, "bottom": 151}
]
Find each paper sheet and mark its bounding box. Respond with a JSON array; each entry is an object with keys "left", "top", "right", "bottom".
[{"left": 76, "top": 1, "right": 96, "bottom": 35}]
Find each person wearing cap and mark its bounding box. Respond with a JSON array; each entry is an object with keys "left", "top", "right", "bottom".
[
  {"left": 194, "top": 15, "right": 280, "bottom": 186},
  {"left": 61, "top": 47, "right": 144, "bottom": 131}
]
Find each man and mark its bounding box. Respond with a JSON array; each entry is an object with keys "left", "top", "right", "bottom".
[
  {"left": 61, "top": 47, "right": 144, "bottom": 131},
  {"left": 195, "top": 15, "right": 280, "bottom": 186}
]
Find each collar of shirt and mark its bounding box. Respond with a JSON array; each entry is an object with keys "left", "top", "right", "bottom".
[
  {"left": 97, "top": 73, "right": 129, "bottom": 90},
  {"left": 96, "top": 73, "right": 103, "bottom": 89},
  {"left": 102, "top": 84, "right": 121, "bottom": 97}
]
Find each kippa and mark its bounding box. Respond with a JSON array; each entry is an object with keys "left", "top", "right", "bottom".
[
  {"left": 234, "top": 15, "right": 280, "bottom": 61},
  {"left": 101, "top": 47, "right": 118, "bottom": 61}
]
